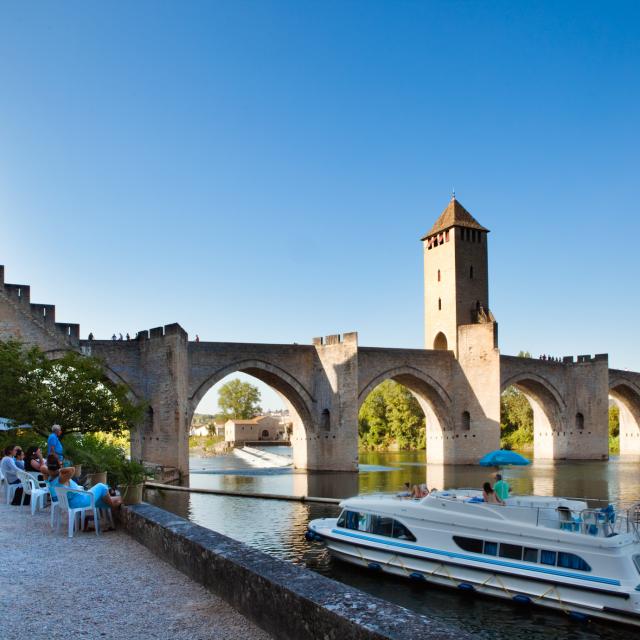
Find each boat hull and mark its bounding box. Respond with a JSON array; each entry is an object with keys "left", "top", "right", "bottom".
[{"left": 316, "top": 529, "right": 640, "bottom": 628}]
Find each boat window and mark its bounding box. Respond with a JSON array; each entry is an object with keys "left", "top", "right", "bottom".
[
  {"left": 357, "top": 513, "right": 370, "bottom": 532},
  {"left": 540, "top": 550, "right": 556, "bottom": 566},
  {"left": 370, "top": 515, "right": 394, "bottom": 537},
  {"left": 453, "top": 536, "right": 483, "bottom": 553},
  {"left": 391, "top": 521, "right": 416, "bottom": 542},
  {"left": 523, "top": 547, "right": 538, "bottom": 563},
  {"left": 483, "top": 541, "right": 498, "bottom": 556},
  {"left": 634, "top": 555, "right": 640, "bottom": 575},
  {"left": 499, "top": 544, "right": 523, "bottom": 560},
  {"left": 340, "top": 510, "right": 365, "bottom": 530},
  {"left": 557, "top": 552, "right": 591, "bottom": 572}
]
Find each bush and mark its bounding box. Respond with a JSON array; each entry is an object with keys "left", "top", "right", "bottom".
[
  {"left": 63, "top": 433, "right": 127, "bottom": 475},
  {"left": 111, "top": 458, "right": 150, "bottom": 487}
]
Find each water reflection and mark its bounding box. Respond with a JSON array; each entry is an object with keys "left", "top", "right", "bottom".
[{"left": 145, "top": 450, "right": 640, "bottom": 640}]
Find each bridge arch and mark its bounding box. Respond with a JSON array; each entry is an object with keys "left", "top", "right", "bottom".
[
  {"left": 358, "top": 366, "right": 454, "bottom": 462},
  {"left": 189, "top": 359, "right": 317, "bottom": 468},
  {"left": 609, "top": 378, "right": 640, "bottom": 455},
  {"left": 501, "top": 372, "right": 566, "bottom": 459}
]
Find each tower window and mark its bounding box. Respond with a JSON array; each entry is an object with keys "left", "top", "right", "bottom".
[
  {"left": 437, "top": 269, "right": 441, "bottom": 282},
  {"left": 576, "top": 413, "right": 584, "bottom": 430},
  {"left": 438, "top": 298, "right": 442, "bottom": 310},
  {"left": 461, "top": 411, "right": 471, "bottom": 431},
  {"left": 470, "top": 266, "right": 474, "bottom": 279}
]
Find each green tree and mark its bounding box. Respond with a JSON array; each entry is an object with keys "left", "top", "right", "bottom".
[
  {"left": 358, "top": 380, "right": 425, "bottom": 450},
  {"left": 609, "top": 403, "right": 620, "bottom": 438},
  {"left": 500, "top": 385, "right": 533, "bottom": 448},
  {"left": 217, "top": 378, "right": 262, "bottom": 419},
  {"left": 0, "top": 339, "right": 142, "bottom": 436}
]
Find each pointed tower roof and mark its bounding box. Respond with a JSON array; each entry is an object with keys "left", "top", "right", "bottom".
[{"left": 421, "top": 196, "right": 489, "bottom": 240}]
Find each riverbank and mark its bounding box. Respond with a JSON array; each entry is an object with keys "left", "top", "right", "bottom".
[{"left": 0, "top": 501, "right": 271, "bottom": 640}]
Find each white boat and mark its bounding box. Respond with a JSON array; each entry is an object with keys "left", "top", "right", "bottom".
[{"left": 307, "top": 489, "right": 640, "bottom": 627}]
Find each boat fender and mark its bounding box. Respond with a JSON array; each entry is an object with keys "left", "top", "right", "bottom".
[
  {"left": 305, "top": 530, "right": 321, "bottom": 542},
  {"left": 512, "top": 594, "right": 532, "bottom": 605},
  {"left": 409, "top": 572, "right": 426, "bottom": 582},
  {"left": 368, "top": 562, "right": 382, "bottom": 571},
  {"left": 457, "top": 582, "right": 475, "bottom": 592},
  {"left": 568, "top": 611, "right": 589, "bottom": 622}
]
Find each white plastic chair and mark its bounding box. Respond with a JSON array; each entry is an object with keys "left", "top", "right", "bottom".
[
  {"left": 0, "top": 467, "right": 21, "bottom": 505},
  {"left": 16, "top": 470, "right": 47, "bottom": 515},
  {"left": 53, "top": 486, "right": 113, "bottom": 538}
]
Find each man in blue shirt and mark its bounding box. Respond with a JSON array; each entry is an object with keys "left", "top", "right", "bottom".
[{"left": 47, "top": 424, "right": 64, "bottom": 460}]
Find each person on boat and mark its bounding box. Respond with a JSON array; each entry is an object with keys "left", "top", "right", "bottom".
[
  {"left": 397, "top": 482, "right": 411, "bottom": 497},
  {"left": 493, "top": 474, "right": 510, "bottom": 501},
  {"left": 410, "top": 484, "right": 428, "bottom": 499},
  {"left": 482, "top": 481, "right": 504, "bottom": 505}
]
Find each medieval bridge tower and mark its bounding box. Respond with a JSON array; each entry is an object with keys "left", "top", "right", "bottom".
[{"left": 2, "top": 197, "right": 640, "bottom": 478}]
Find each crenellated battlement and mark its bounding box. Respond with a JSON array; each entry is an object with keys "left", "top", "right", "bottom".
[
  {"left": 312, "top": 332, "right": 358, "bottom": 346},
  {"left": 135, "top": 323, "right": 188, "bottom": 341},
  {"left": 4, "top": 283, "right": 31, "bottom": 304},
  {"left": 0, "top": 265, "right": 81, "bottom": 346}
]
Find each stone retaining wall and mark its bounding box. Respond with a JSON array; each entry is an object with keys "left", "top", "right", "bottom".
[{"left": 120, "top": 503, "right": 467, "bottom": 640}]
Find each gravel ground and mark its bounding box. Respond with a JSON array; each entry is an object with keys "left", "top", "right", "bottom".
[{"left": 0, "top": 501, "right": 272, "bottom": 640}]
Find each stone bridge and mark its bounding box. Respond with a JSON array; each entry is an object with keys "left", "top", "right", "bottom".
[{"left": 2, "top": 256, "right": 640, "bottom": 478}]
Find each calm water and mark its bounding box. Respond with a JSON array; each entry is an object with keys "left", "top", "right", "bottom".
[{"left": 145, "top": 449, "right": 640, "bottom": 639}]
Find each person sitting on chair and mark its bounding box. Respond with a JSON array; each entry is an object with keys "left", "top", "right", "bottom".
[
  {"left": 1, "top": 445, "right": 27, "bottom": 505},
  {"left": 42, "top": 455, "right": 122, "bottom": 513},
  {"left": 24, "top": 446, "right": 46, "bottom": 473}
]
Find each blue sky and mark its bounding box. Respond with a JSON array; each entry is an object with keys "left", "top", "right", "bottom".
[{"left": 1, "top": 2, "right": 638, "bottom": 413}]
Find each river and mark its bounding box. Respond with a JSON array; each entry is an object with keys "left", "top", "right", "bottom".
[{"left": 145, "top": 449, "right": 640, "bottom": 639}]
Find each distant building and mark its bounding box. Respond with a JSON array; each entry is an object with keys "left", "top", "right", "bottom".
[
  {"left": 224, "top": 415, "right": 288, "bottom": 444},
  {"left": 213, "top": 420, "right": 226, "bottom": 437},
  {"left": 190, "top": 424, "right": 211, "bottom": 437}
]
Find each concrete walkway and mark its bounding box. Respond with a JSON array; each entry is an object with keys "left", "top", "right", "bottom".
[{"left": 0, "top": 501, "right": 271, "bottom": 640}]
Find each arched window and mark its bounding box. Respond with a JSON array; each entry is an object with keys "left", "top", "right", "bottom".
[
  {"left": 438, "top": 298, "right": 442, "bottom": 310},
  {"left": 261, "top": 429, "right": 269, "bottom": 438},
  {"left": 321, "top": 409, "right": 331, "bottom": 432},
  {"left": 433, "top": 332, "right": 448, "bottom": 350},
  {"left": 461, "top": 411, "right": 471, "bottom": 431},
  {"left": 576, "top": 413, "right": 584, "bottom": 430},
  {"left": 470, "top": 265, "right": 474, "bottom": 279},
  {"left": 437, "top": 269, "right": 441, "bottom": 282}
]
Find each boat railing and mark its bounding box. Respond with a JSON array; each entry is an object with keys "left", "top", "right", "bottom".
[
  {"left": 576, "top": 503, "right": 640, "bottom": 541},
  {"left": 426, "top": 492, "right": 640, "bottom": 540}
]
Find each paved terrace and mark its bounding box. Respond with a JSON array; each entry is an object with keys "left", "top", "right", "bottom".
[{"left": 0, "top": 502, "right": 271, "bottom": 640}]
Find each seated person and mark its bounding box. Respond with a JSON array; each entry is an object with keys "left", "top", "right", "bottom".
[
  {"left": 493, "top": 473, "right": 510, "bottom": 501},
  {"left": 411, "top": 484, "right": 428, "bottom": 499},
  {"left": 1, "top": 445, "right": 27, "bottom": 505},
  {"left": 24, "top": 446, "right": 46, "bottom": 473},
  {"left": 42, "top": 455, "right": 122, "bottom": 513},
  {"left": 482, "top": 481, "right": 504, "bottom": 505},
  {"left": 1, "top": 445, "right": 21, "bottom": 484},
  {"left": 14, "top": 447, "right": 25, "bottom": 470},
  {"left": 397, "top": 482, "right": 411, "bottom": 497}
]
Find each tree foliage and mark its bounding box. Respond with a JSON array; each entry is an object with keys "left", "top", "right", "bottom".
[
  {"left": 500, "top": 385, "right": 533, "bottom": 449},
  {"left": 0, "top": 339, "right": 142, "bottom": 436},
  {"left": 358, "top": 380, "right": 425, "bottom": 450},
  {"left": 217, "top": 378, "right": 262, "bottom": 420}
]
